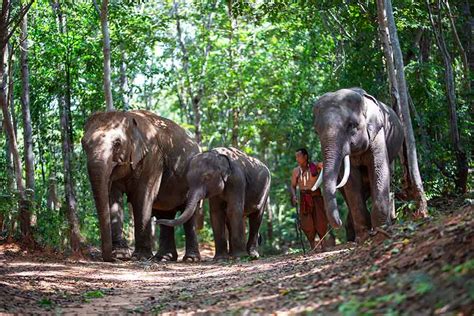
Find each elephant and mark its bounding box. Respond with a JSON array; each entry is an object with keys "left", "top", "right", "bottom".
[
  {"left": 81, "top": 110, "right": 201, "bottom": 262},
  {"left": 311, "top": 88, "right": 404, "bottom": 242},
  {"left": 157, "top": 147, "right": 271, "bottom": 260}
]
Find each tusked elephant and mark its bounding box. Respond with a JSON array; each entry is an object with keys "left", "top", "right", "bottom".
[
  {"left": 311, "top": 88, "right": 404, "bottom": 242},
  {"left": 81, "top": 110, "right": 201, "bottom": 262},
  {"left": 157, "top": 147, "right": 271, "bottom": 260}
]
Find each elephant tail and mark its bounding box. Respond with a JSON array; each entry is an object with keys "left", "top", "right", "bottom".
[
  {"left": 257, "top": 168, "right": 271, "bottom": 212},
  {"left": 156, "top": 189, "right": 204, "bottom": 227}
]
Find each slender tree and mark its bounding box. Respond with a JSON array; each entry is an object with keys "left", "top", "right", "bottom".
[
  {"left": 6, "top": 43, "right": 16, "bottom": 136},
  {"left": 427, "top": 0, "right": 468, "bottom": 193},
  {"left": 443, "top": 0, "right": 470, "bottom": 87},
  {"left": 173, "top": 0, "right": 218, "bottom": 230},
  {"left": 0, "top": 0, "right": 34, "bottom": 245},
  {"left": 95, "top": 0, "right": 114, "bottom": 111},
  {"left": 19, "top": 1, "right": 35, "bottom": 211},
  {"left": 119, "top": 44, "right": 129, "bottom": 110},
  {"left": 376, "top": 0, "right": 428, "bottom": 218},
  {"left": 173, "top": 0, "right": 217, "bottom": 145},
  {"left": 227, "top": 0, "right": 239, "bottom": 147},
  {"left": 53, "top": 1, "right": 84, "bottom": 254}
]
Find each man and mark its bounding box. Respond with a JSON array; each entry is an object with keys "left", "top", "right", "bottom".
[{"left": 290, "top": 148, "right": 335, "bottom": 251}]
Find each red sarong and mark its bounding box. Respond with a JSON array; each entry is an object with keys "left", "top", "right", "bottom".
[{"left": 299, "top": 190, "right": 330, "bottom": 245}]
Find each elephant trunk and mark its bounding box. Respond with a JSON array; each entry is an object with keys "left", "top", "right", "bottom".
[
  {"left": 321, "top": 139, "right": 348, "bottom": 228},
  {"left": 156, "top": 188, "right": 205, "bottom": 227},
  {"left": 87, "top": 160, "right": 114, "bottom": 262}
]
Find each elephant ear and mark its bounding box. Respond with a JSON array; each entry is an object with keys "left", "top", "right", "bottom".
[
  {"left": 363, "top": 94, "right": 384, "bottom": 141},
  {"left": 130, "top": 117, "right": 148, "bottom": 170},
  {"left": 216, "top": 153, "right": 232, "bottom": 182}
]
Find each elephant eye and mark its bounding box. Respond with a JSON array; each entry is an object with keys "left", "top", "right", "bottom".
[
  {"left": 113, "top": 139, "right": 121, "bottom": 149},
  {"left": 347, "top": 121, "right": 359, "bottom": 131}
]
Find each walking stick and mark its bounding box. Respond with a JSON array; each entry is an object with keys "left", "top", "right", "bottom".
[{"left": 294, "top": 202, "right": 306, "bottom": 255}]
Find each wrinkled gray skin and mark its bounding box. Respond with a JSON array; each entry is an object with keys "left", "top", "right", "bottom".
[
  {"left": 82, "top": 110, "right": 201, "bottom": 262},
  {"left": 313, "top": 88, "right": 404, "bottom": 242},
  {"left": 157, "top": 147, "right": 271, "bottom": 260}
]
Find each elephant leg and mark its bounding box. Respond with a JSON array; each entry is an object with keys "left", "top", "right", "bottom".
[
  {"left": 342, "top": 167, "right": 371, "bottom": 243},
  {"left": 153, "top": 210, "right": 178, "bottom": 262},
  {"left": 225, "top": 201, "right": 247, "bottom": 259},
  {"left": 210, "top": 197, "right": 229, "bottom": 260},
  {"left": 110, "top": 185, "right": 132, "bottom": 260},
  {"left": 344, "top": 209, "right": 356, "bottom": 242},
  {"left": 182, "top": 210, "right": 201, "bottom": 262},
  {"left": 129, "top": 182, "right": 161, "bottom": 260},
  {"left": 368, "top": 131, "right": 392, "bottom": 228},
  {"left": 110, "top": 185, "right": 125, "bottom": 247},
  {"left": 130, "top": 198, "right": 153, "bottom": 260},
  {"left": 247, "top": 210, "right": 263, "bottom": 259}
]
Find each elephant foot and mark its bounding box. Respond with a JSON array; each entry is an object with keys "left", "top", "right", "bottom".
[
  {"left": 230, "top": 250, "right": 248, "bottom": 259},
  {"left": 153, "top": 251, "right": 178, "bottom": 262},
  {"left": 248, "top": 248, "right": 260, "bottom": 259},
  {"left": 112, "top": 247, "right": 132, "bottom": 260},
  {"left": 355, "top": 230, "right": 370, "bottom": 244},
  {"left": 370, "top": 227, "right": 391, "bottom": 244},
  {"left": 321, "top": 235, "right": 336, "bottom": 252},
  {"left": 213, "top": 253, "right": 230, "bottom": 261},
  {"left": 257, "top": 234, "right": 263, "bottom": 246},
  {"left": 131, "top": 250, "right": 153, "bottom": 261},
  {"left": 183, "top": 252, "right": 201, "bottom": 263}
]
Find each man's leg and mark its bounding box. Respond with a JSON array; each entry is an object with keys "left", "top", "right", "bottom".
[
  {"left": 299, "top": 194, "right": 316, "bottom": 249},
  {"left": 314, "top": 196, "right": 335, "bottom": 250}
]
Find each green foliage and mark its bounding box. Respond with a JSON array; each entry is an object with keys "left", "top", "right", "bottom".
[
  {"left": 83, "top": 290, "right": 105, "bottom": 299},
  {"left": 38, "top": 298, "right": 53, "bottom": 309},
  {"left": 338, "top": 292, "right": 407, "bottom": 315}
]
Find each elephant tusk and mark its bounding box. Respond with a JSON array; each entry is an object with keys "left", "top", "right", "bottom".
[
  {"left": 336, "top": 155, "right": 350, "bottom": 189},
  {"left": 311, "top": 168, "right": 324, "bottom": 191}
]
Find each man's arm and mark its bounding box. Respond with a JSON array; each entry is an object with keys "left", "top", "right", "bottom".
[{"left": 290, "top": 168, "right": 298, "bottom": 206}]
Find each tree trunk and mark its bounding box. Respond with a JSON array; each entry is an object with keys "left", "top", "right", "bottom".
[
  {"left": 376, "top": 2, "right": 400, "bottom": 114},
  {"left": 100, "top": 0, "right": 114, "bottom": 111},
  {"left": 1, "top": 47, "right": 33, "bottom": 245},
  {"left": 173, "top": 0, "right": 217, "bottom": 230},
  {"left": 6, "top": 43, "right": 17, "bottom": 137},
  {"left": 1, "top": 1, "right": 34, "bottom": 245},
  {"left": 20, "top": 6, "right": 35, "bottom": 210},
  {"left": 3, "top": 43, "right": 15, "bottom": 195},
  {"left": 1, "top": 1, "right": 35, "bottom": 246},
  {"left": 443, "top": 0, "right": 470, "bottom": 88},
  {"left": 119, "top": 45, "right": 129, "bottom": 110},
  {"left": 2, "top": 114, "right": 15, "bottom": 239},
  {"left": 461, "top": 1, "right": 473, "bottom": 90},
  {"left": 266, "top": 197, "right": 273, "bottom": 242},
  {"left": 231, "top": 108, "right": 239, "bottom": 147},
  {"left": 228, "top": 0, "right": 240, "bottom": 147},
  {"left": 55, "top": 2, "right": 84, "bottom": 254},
  {"left": 173, "top": 0, "right": 204, "bottom": 145},
  {"left": 59, "top": 95, "right": 83, "bottom": 254},
  {"left": 427, "top": 0, "right": 468, "bottom": 193},
  {"left": 376, "top": 0, "right": 428, "bottom": 218},
  {"left": 47, "top": 175, "right": 61, "bottom": 211}
]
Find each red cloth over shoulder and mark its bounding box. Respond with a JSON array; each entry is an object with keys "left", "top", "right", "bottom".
[{"left": 309, "top": 162, "right": 323, "bottom": 177}]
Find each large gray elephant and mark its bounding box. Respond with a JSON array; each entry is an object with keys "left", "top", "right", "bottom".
[
  {"left": 311, "top": 88, "right": 404, "bottom": 242},
  {"left": 81, "top": 110, "right": 201, "bottom": 262},
  {"left": 157, "top": 147, "right": 271, "bottom": 260}
]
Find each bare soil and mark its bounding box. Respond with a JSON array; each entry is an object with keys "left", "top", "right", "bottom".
[{"left": 0, "top": 199, "right": 473, "bottom": 315}]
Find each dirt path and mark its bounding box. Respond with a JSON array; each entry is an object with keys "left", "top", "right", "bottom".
[{"left": 1, "top": 203, "right": 473, "bottom": 315}]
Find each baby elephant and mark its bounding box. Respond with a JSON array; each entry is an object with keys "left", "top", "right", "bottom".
[{"left": 157, "top": 147, "right": 271, "bottom": 260}]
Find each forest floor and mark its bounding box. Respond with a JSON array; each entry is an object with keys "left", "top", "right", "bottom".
[{"left": 0, "top": 197, "right": 473, "bottom": 315}]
